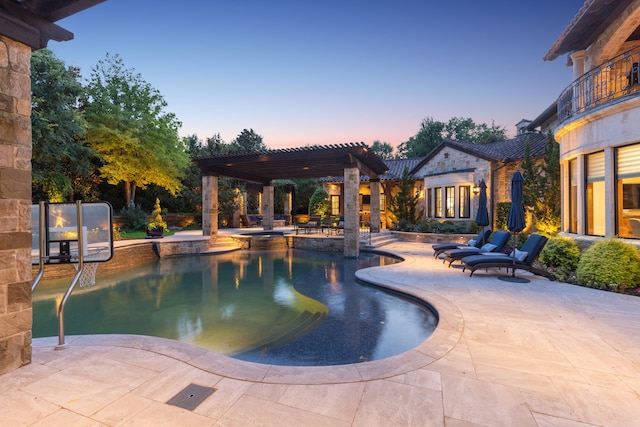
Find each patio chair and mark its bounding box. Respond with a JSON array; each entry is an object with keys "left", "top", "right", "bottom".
[
  {"left": 296, "top": 215, "right": 322, "bottom": 234},
  {"left": 460, "top": 233, "right": 555, "bottom": 280},
  {"left": 442, "top": 230, "right": 510, "bottom": 267},
  {"left": 432, "top": 229, "right": 492, "bottom": 258}
]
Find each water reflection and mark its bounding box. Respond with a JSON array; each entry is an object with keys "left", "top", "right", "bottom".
[{"left": 33, "top": 249, "right": 437, "bottom": 366}]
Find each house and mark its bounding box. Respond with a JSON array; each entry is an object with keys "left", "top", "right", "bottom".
[
  {"left": 544, "top": 0, "right": 640, "bottom": 243},
  {"left": 322, "top": 157, "right": 425, "bottom": 229},
  {"left": 412, "top": 121, "right": 550, "bottom": 230},
  {"left": 322, "top": 121, "right": 551, "bottom": 231}
]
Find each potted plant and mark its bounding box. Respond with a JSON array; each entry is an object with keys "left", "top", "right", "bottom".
[{"left": 146, "top": 198, "right": 168, "bottom": 238}]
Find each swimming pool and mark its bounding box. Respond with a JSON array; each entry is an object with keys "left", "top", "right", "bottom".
[{"left": 32, "top": 249, "right": 438, "bottom": 366}]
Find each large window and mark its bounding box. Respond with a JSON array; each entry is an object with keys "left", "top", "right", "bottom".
[
  {"left": 445, "top": 186, "right": 455, "bottom": 218},
  {"left": 426, "top": 189, "right": 432, "bottom": 218},
  {"left": 586, "top": 152, "right": 605, "bottom": 236},
  {"left": 331, "top": 195, "right": 340, "bottom": 215},
  {"left": 617, "top": 143, "right": 640, "bottom": 238},
  {"left": 569, "top": 158, "right": 578, "bottom": 233},
  {"left": 459, "top": 185, "right": 470, "bottom": 218},
  {"left": 435, "top": 188, "right": 443, "bottom": 217}
]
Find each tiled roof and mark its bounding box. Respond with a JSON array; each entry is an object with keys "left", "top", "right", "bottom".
[
  {"left": 320, "top": 156, "right": 426, "bottom": 182},
  {"left": 411, "top": 132, "right": 550, "bottom": 174}
]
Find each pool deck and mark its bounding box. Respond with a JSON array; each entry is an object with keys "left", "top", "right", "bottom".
[{"left": 3, "top": 231, "right": 640, "bottom": 426}]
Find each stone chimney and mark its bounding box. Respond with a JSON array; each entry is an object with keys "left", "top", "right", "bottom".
[{"left": 515, "top": 119, "right": 533, "bottom": 135}]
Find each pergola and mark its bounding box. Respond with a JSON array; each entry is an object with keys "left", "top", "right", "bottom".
[{"left": 193, "top": 143, "right": 388, "bottom": 257}]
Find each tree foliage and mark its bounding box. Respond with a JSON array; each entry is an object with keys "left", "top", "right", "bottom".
[
  {"left": 370, "top": 140, "right": 395, "bottom": 160},
  {"left": 388, "top": 167, "right": 422, "bottom": 227},
  {"left": 397, "top": 116, "right": 508, "bottom": 158},
  {"left": 521, "top": 131, "right": 561, "bottom": 236},
  {"left": 83, "top": 53, "right": 189, "bottom": 207},
  {"left": 231, "top": 128, "right": 266, "bottom": 152},
  {"left": 31, "top": 49, "right": 96, "bottom": 202}
]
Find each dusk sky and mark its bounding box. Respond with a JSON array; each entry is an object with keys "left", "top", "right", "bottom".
[{"left": 51, "top": 1, "right": 585, "bottom": 150}]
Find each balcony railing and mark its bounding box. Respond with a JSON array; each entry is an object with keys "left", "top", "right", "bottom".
[{"left": 558, "top": 47, "right": 640, "bottom": 125}]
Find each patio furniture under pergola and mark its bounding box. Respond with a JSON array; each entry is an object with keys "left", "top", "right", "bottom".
[{"left": 193, "top": 143, "right": 388, "bottom": 257}]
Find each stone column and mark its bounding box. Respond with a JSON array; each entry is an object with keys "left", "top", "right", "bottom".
[
  {"left": 262, "top": 184, "right": 274, "bottom": 230},
  {"left": 370, "top": 179, "right": 381, "bottom": 233},
  {"left": 202, "top": 175, "right": 218, "bottom": 242},
  {"left": 0, "top": 36, "right": 33, "bottom": 374},
  {"left": 344, "top": 167, "right": 360, "bottom": 258}
]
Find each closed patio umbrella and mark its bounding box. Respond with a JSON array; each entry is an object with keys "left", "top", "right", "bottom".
[
  {"left": 475, "top": 179, "right": 490, "bottom": 245},
  {"left": 499, "top": 170, "right": 529, "bottom": 283}
]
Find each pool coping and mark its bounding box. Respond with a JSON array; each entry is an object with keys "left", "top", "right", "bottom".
[{"left": 32, "top": 250, "right": 464, "bottom": 386}]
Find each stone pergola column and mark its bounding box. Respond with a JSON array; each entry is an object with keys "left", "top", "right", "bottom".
[
  {"left": 262, "top": 183, "right": 274, "bottom": 230},
  {"left": 202, "top": 175, "right": 218, "bottom": 242},
  {"left": 0, "top": 36, "right": 32, "bottom": 374},
  {"left": 344, "top": 167, "right": 360, "bottom": 258},
  {"left": 370, "top": 179, "right": 381, "bottom": 233}
]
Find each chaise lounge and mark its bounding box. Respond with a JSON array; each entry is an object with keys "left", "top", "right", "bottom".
[
  {"left": 442, "top": 230, "right": 511, "bottom": 267},
  {"left": 432, "top": 229, "right": 492, "bottom": 258},
  {"left": 460, "top": 233, "right": 555, "bottom": 280}
]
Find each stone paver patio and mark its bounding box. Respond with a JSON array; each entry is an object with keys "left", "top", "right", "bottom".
[{"left": 2, "top": 237, "right": 639, "bottom": 426}]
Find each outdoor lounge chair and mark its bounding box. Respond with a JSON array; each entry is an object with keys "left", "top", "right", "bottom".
[
  {"left": 442, "top": 230, "right": 510, "bottom": 267},
  {"left": 460, "top": 233, "right": 555, "bottom": 280},
  {"left": 432, "top": 229, "right": 492, "bottom": 258}
]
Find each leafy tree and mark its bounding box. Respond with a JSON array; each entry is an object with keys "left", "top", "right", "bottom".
[
  {"left": 308, "top": 188, "right": 330, "bottom": 218},
  {"left": 521, "top": 131, "right": 561, "bottom": 236},
  {"left": 292, "top": 178, "right": 322, "bottom": 215},
  {"left": 397, "top": 117, "right": 445, "bottom": 158},
  {"left": 231, "top": 128, "right": 266, "bottom": 152},
  {"left": 388, "top": 167, "right": 422, "bottom": 227},
  {"left": 31, "top": 49, "right": 96, "bottom": 202},
  {"left": 83, "top": 53, "right": 189, "bottom": 207},
  {"left": 370, "top": 140, "right": 395, "bottom": 160},
  {"left": 398, "top": 116, "right": 508, "bottom": 158}
]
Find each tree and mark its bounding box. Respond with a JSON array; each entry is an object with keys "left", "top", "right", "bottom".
[
  {"left": 31, "top": 49, "right": 96, "bottom": 202},
  {"left": 231, "top": 128, "right": 266, "bottom": 152},
  {"left": 370, "top": 140, "right": 395, "bottom": 160},
  {"left": 308, "top": 188, "right": 330, "bottom": 219},
  {"left": 521, "top": 131, "right": 561, "bottom": 236},
  {"left": 388, "top": 167, "right": 422, "bottom": 228},
  {"left": 83, "top": 53, "right": 189, "bottom": 207},
  {"left": 398, "top": 116, "right": 508, "bottom": 158},
  {"left": 397, "top": 117, "right": 445, "bottom": 158}
]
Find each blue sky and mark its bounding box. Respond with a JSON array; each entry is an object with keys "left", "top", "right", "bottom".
[{"left": 51, "top": 1, "right": 585, "bottom": 150}]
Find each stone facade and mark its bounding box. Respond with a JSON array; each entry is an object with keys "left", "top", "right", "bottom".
[{"left": 0, "top": 36, "right": 32, "bottom": 375}]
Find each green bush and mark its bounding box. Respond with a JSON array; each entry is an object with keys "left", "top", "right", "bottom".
[
  {"left": 308, "top": 188, "right": 330, "bottom": 218},
  {"left": 120, "top": 204, "right": 148, "bottom": 231},
  {"left": 147, "top": 198, "right": 168, "bottom": 231},
  {"left": 539, "top": 236, "right": 581, "bottom": 282},
  {"left": 412, "top": 220, "right": 431, "bottom": 233},
  {"left": 576, "top": 238, "right": 640, "bottom": 291}
]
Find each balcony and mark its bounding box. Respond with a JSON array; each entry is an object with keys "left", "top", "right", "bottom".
[{"left": 558, "top": 47, "right": 640, "bottom": 125}]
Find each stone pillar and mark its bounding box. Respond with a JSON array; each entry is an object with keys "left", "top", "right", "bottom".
[
  {"left": 344, "top": 167, "right": 360, "bottom": 258},
  {"left": 241, "top": 191, "right": 248, "bottom": 214},
  {"left": 370, "top": 179, "right": 381, "bottom": 233},
  {"left": 0, "top": 36, "right": 33, "bottom": 374},
  {"left": 202, "top": 175, "right": 218, "bottom": 242},
  {"left": 262, "top": 184, "right": 274, "bottom": 230}
]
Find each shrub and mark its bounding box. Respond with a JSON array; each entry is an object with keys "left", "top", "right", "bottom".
[
  {"left": 539, "top": 236, "right": 580, "bottom": 282},
  {"left": 576, "top": 238, "right": 640, "bottom": 291},
  {"left": 147, "top": 198, "right": 168, "bottom": 231},
  {"left": 120, "top": 204, "right": 148, "bottom": 231},
  {"left": 308, "top": 188, "right": 330, "bottom": 218},
  {"left": 412, "top": 220, "right": 431, "bottom": 233}
]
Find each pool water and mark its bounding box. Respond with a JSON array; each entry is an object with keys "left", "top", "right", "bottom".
[{"left": 32, "top": 249, "right": 438, "bottom": 366}]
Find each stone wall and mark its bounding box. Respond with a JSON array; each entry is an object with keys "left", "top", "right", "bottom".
[{"left": 0, "top": 36, "right": 32, "bottom": 375}]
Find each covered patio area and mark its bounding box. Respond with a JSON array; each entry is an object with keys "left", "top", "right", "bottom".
[{"left": 193, "top": 143, "right": 388, "bottom": 257}]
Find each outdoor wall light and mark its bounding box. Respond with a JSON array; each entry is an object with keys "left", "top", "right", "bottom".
[{"left": 472, "top": 184, "right": 480, "bottom": 195}]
